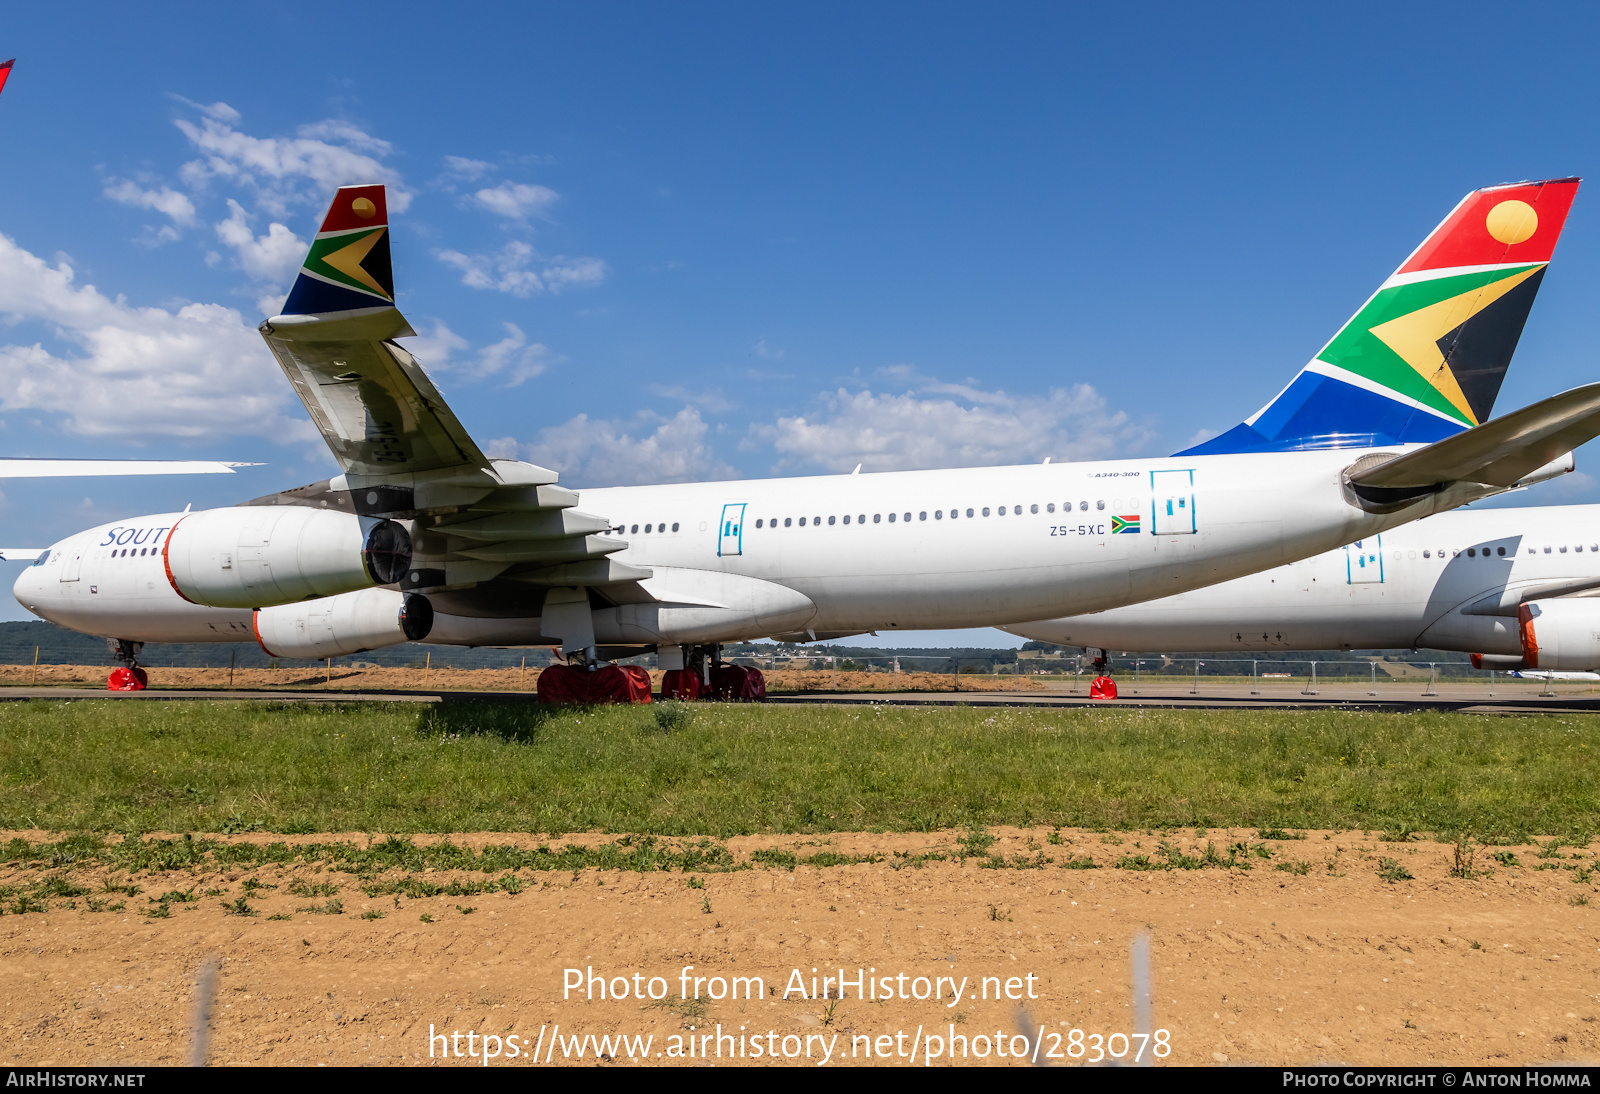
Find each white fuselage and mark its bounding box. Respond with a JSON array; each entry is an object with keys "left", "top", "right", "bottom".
[
  {"left": 13, "top": 447, "right": 1501, "bottom": 646},
  {"left": 1001, "top": 504, "right": 1600, "bottom": 655}
]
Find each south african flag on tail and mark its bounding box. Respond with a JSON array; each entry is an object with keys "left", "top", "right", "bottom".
[
  {"left": 1111, "top": 515, "right": 1140, "bottom": 534},
  {"left": 1180, "top": 178, "right": 1580, "bottom": 457}
]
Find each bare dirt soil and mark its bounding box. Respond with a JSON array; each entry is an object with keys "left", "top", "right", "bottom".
[
  {"left": 0, "top": 664, "right": 1042, "bottom": 694},
  {"left": 1, "top": 828, "right": 1595, "bottom": 1067}
]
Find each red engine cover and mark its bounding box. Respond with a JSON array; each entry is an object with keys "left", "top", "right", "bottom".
[
  {"left": 536, "top": 664, "right": 652, "bottom": 705},
  {"left": 1089, "top": 675, "right": 1118, "bottom": 700}
]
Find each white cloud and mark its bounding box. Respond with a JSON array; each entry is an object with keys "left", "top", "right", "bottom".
[
  {"left": 748, "top": 372, "right": 1150, "bottom": 473},
  {"left": 102, "top": 179, "right": 197, "bottom": 229},
  {"left": 436, "top": 241, "right": 606, "bottom": 297},
  {"left": 175, "top": 108, "right": 409, "bottom": 216},
  {"left": 398, "top": 320, "right": 551, "bottom": 387},
  {"left": 754, "top": 339, "right": 784, "bottom": 360},
  {"left": 442, "top": 156, "right": 492, "bottom": 182},
  {"left": 513, "top": 407, "right": 738, "bottom": 487},
  {"left": 214, "top": 199, "right": 306, "bottom": 284},
  {"left": 0, "top": 232, "right": 311, "bottom": 443},
  {"left": 471, "top": 181, "right": 559, "bottom": 220},
  {"left": 648, "top": 383, "right": 734, "bottom": 415}
]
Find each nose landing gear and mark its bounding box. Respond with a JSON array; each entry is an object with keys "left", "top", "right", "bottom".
[{"left": 106, "top": 638, "right": 148, "bottom": 692}]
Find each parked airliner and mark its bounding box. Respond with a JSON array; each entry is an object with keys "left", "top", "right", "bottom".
[
  {"left": 1002, "top": 503, "right": 1600, "bottom": 672},
  {"left": 15, "top": 178, "right": 1600, "bottom": 685}
]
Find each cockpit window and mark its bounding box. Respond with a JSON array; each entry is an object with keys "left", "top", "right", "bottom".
[{"left": 30, "top": 550, "right": 49, "bottom": 567}]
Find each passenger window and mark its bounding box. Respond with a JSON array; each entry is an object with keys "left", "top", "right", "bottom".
[
  {"left": 1497, "top": 546, "right": 1505, "bottom": 556},
  {"left": 920, "top": 512, "right": 927, "bottom": 521},
  {"left": 1467, "top": 548, "right": 1475, "bottom": 557},
  {"left": 966, "top": 508, "right": 974, "bottom": 518},
  {"left": 1423, "top": 550, "right": 1430, "bottom": 558},
  {"left": 888, "top": 513, "right": 896, "bottom": 522},
  {"left": 799, "top": 517, "right": 806, "bottom": 527},
  {"left": 1030, "top": 504, "right": 1038, "bottom": 514},
  {"left": 1545, "top": 546, "right": 1551, "bottom": 553},
  {"left": 755, "top": 519, "right": 763, "bottom": 529},
  {"left": 672, "top": 523, "right": 680, "bottom": 532},
  {"left": 1046, "top": 503, "right": 1055, "bottom": 513},
  {"left": 813, "top": 516, "right": 821, "bottom": 525},
  {"left": 873, "top": 514, "right": 882, "bottom": 523},
  {"left": 784, "top": 518, "right": 792, "bottom": 527},
  {"left": 935, "top": 510, "right": 943, "bottom": 520},
  {"left": 843, "top": 515, "right": 851, "bottom": 524},
  {"left": 1591, "top": 544, "right": 1598, "bottom": 552},
  {"left": 828, "top": 516, "right": 836, "bottom": 526},
  {"left": 857, "top": 514, "right": 865, "bottom": 523},
  {"left": 630, "top": 524, "right": 639, "bottom": 533},
  {"left": 1560, "top": 545, "right": 1568, "bottom": 553},
  {"left": 1096, "top": 500, "right": 1105, "bottom": 511},
  {"left": 645, "top": 524, "right": 653, "bottom": 533},
  {"left": 1079, "top": 501, "right": 1088, "bottom": 511},
  {"left": 903, "top": 512, "right": 911, "bottom": 522}
]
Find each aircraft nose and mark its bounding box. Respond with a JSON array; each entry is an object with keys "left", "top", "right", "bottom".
[{"left": 12, "top": 545, "right": 56, "bottom": 615}]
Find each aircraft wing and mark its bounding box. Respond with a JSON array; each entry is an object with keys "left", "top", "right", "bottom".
[
  {"left": 259, "top": 184, "right": 639, "bottom": 594},
  {"left": 0, "top": 459, "right": 247, "bottom": 478},
  {"left": 1348, "top": 382, "right": 1600, "bottom": 499}
]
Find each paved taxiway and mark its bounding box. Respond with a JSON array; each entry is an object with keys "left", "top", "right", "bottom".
[{"left": 0, "top": 681, "right": 1596, "bottom": 715}]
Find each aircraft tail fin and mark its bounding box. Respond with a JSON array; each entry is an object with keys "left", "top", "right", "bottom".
[
  {"left": 1181, "top": 177, "right": 1580, "bottom": 456},
  {"left": 0, "top": 60, "right": 14, "bottom": 100},
  {"left": 280, "top": 183, "right": 397, "bottom": 317}
]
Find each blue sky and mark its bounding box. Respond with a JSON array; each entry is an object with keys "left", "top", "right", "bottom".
[{"left": 1, "top": 3, "right": 1599, "bottom": 641}]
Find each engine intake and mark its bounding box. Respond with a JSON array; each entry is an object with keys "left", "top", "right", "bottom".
[
  {"left": 163, "top": 506, "right": 411, "bottom": 609},
  {"left": 254, "top": 589, "right": 432, "bottom": 659}
]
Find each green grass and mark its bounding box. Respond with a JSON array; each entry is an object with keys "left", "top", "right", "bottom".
[{"left": 0, "top": 699, "right": 1595, "bottom": 838}]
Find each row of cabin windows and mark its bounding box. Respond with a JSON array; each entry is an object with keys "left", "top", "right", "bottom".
[
  {"left": 754, "top": 501, "right": 1112, "bottom": 529},
  {"left": 1418, "top": 544, "right": 1598, "bottom": 558},
  {"left": 110, "top": 548, "right": 155, "bottom": 558},
  {"left": 614, "top": 522, "right": 681, "bottom": 534}
]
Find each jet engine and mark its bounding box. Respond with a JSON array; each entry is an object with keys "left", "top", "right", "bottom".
[
  {"left": 163, "top": 506, "right": 410, "bottom": 609},
  {"left": 1516, "top": 599, "right": 1600, "bottom": 671},
  {"left": 253, "top": 588, "right": 433, "bottom": 659}
]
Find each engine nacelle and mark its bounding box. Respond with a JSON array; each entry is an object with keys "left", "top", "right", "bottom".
[
  {"left": 253, "top": 589, "right": 433, "bottom": 659},
  {"left": 1518, "top": 599, "right": 1600, "bottom": 671},
  {"left": 164, "top": 506, "right": 410, "bottom": 609}
]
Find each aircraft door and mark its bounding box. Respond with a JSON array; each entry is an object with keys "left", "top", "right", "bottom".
[
  {"left": 717, "top": 503, "right": 747, "bottom": 557},
  {"left": 1151, "top": 469, "right": 1196, "bottom": 535},
  {"left": 61, "top": 551, "right": 82, "bottom": 582},
  {"left": 1345, "top": 536, "right": 1383, "bottom": 584}
]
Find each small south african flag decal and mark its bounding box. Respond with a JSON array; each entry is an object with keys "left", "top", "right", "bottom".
[{"left": 1111, "top": 515, "right": 1141, "bottom": 534}]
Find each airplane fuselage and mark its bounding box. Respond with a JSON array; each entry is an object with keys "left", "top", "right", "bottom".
[
  {"left": 1001, "top": 504, "right": 1600, "bottom": 656},
  {"left": 14, "top": 446, "right": 1505, "bottom": 648}
]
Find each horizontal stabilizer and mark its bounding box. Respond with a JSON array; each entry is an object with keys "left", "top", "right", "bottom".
[{"left": 1349, "top": 382, "right": 1600, "bottom": 492}]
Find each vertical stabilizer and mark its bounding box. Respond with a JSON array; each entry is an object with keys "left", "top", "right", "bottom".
[{"left": 1181, "top": 178, "right": 1579, "bottom": 456}]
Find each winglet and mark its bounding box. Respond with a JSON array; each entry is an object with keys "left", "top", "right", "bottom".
[{"left": 280, "top": 184, "right": 396, "bottom": 316}]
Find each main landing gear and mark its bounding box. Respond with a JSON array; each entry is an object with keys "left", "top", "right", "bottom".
[{"left": 536, "top": 644, "right": 768, "bottom": 704}]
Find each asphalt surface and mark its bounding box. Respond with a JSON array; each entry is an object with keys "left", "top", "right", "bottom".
[{"left": 1, "top": 680, "right": 1598, "bottom": 714}]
